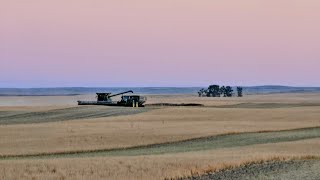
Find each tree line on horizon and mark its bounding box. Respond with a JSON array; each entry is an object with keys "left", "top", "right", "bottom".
[{"left": 198, "top": 85, "right": 243, "bottom": 97}]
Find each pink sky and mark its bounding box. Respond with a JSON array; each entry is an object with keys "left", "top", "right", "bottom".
[{"left": 1, "top": 0, "right": 319, "bottom": 87}]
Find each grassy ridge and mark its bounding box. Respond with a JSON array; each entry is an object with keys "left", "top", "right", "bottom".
[{"left": 1, "top": 127, "right": 319, "bottom": 160}]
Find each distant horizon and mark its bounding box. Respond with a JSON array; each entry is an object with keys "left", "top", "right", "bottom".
[
  {"left": 1, "top": 85, "right": 320, "bottom": 89},
  {"left": 1, "top": 85, "right": 320, "bottom": 96}
]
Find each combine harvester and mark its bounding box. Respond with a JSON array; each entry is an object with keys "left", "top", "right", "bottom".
[{"left": 77, "top": 90, "right": 146, "bottom": 107}]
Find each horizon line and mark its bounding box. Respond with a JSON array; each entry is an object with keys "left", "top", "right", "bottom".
[{"left": 1, "top": 85, "right": 320, "bottom": 89}]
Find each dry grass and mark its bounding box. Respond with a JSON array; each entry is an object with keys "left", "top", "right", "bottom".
[
  {"left": 0, "top": 138, "right": 319, "bottom": 180},
  {"left": 1, "top": 93, "right": 320, "bottom": 156},
  {"left": 0, "top": 106, "right": 320, "bottom": 155},
  {"left": 0, "top": 105, "right": 74, "bottom": 112},
  {"left": 0, "top": 126, "right": 318, "bottom": 159},
  {"left": 0, "top": 93, "right": 320, "bottom": 179},
  {"left": 145, "top": 93, "right": 320, "bottom": 106},
  {"left": 187, "top": 155, "right": 320, "bottom": 178}
]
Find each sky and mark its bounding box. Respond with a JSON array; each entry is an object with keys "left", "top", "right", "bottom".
[{"left": 0, "top": 0, "right": 319, "bottom": 87}]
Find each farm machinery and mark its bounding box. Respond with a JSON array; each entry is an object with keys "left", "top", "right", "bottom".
[{"left": 77, "top": 90, "right": 146, "bottom": 107}]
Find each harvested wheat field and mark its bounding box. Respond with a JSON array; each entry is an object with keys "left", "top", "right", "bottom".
[{"left": 0, "top": 93, "right": 320, "bottom": 180}]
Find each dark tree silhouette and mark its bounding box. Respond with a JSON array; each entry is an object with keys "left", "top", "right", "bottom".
[
  {"left": 219, "top": 86, "right": 226, "bottom": 97},
  {"left": 208, "top": 85, "right": 220, "bottom": 97},
  {"left": 199, "top": 85, "right": 242, "bottom": 98},
  {"left": 237, "top": 87, "right": 243, "bottom": 97},
  {"left": 225, "top": 86, "right": 233, "bottom": 97},
  {"left": 198, "top": 88, "right": 206, "bottom": 97}
]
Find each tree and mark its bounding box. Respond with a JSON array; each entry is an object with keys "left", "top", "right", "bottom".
[
  {"left": 237, "top": 87, "right": 243, "bottom": 97},
  {"left": 198, "top": 85, "right": 242, "bottom": 98},
  {"left": 225, "top": 86, "right": 233, "bottom": 97},
  {"left": 219, "top": 86, "right": 226, "bottom": 97},
  {"left": 198, "top": 88, "right": 206, "bottom": 97},
  {"left": 208, "top": 85, "right": 220, "bottom": 97}
]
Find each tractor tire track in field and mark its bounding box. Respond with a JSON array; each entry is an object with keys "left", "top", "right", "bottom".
[
  {"left": 0, "top": 106, "right": 152, "bottom": 125},
  {"left": 1, "top": 127, "right": 320, "bottom": 160}
]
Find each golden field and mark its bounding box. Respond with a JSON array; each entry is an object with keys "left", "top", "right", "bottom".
[
  {"left": 1, "top": 139, "right": 320, "bottom": 180},
  {"left": 0, "top": 93, "right": 320, "bottom": 179}
]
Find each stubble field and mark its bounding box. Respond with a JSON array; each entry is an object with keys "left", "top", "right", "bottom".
[{"left": 0, "top": 93, "right": 319, "bottom": 179}]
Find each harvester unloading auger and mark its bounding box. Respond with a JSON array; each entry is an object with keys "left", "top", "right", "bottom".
[{"left": 77, "top": 90, "right": 146, "bottom": 107}]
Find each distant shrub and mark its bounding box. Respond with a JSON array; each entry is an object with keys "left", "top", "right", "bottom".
[
  {"left": 198, "top": 85, "right": 243, "bottom": 97},
  {"left": 237, "top": 87, "right": 243, "bottom": 97}
]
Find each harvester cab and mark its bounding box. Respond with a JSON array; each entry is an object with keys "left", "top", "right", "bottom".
[
  {"left": 118, "top": 95, "right": 146, "bottom": 107},
  {"left": 96, "top": 93, "right": 112, "bottom": 102}
]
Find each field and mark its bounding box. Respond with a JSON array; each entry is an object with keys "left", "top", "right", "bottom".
[{"left": 0, "top": 93, "right": 320, "bottom": 179}]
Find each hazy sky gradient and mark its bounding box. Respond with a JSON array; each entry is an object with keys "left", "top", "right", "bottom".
[{"left": 1, "top": 0, "right": 319, "bottom": 87}]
